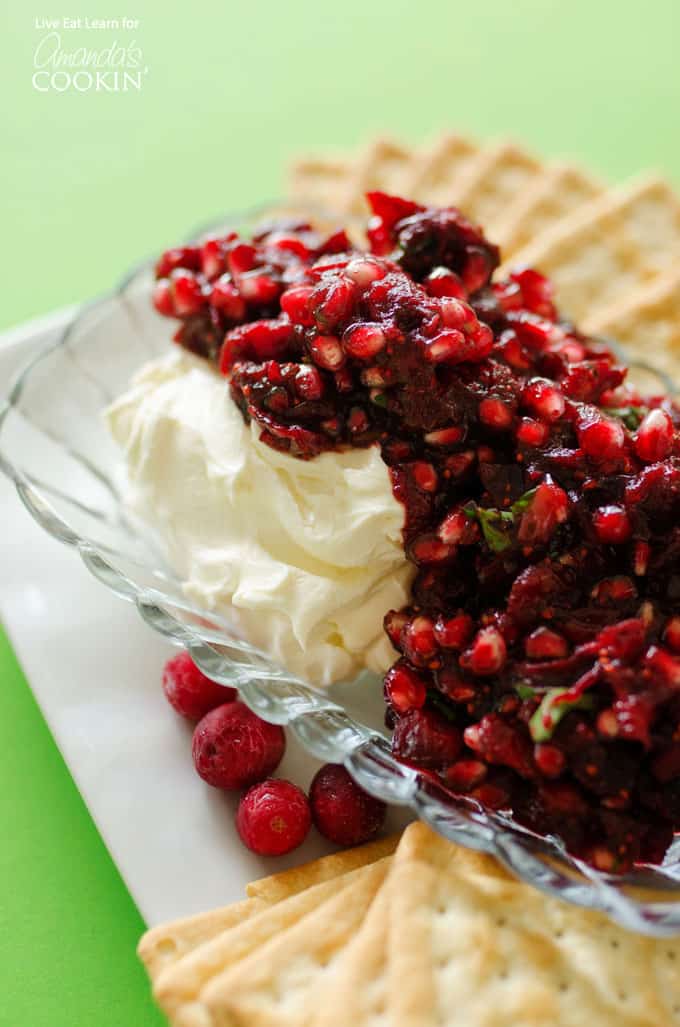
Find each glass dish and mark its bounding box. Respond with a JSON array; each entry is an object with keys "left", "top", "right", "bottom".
[{"left": 2, "top": 204, "right": 680, "bottom": 937}]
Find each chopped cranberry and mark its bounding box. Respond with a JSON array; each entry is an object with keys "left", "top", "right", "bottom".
[
  {"left": 162, "top": 651, "right": 236, "bottom": 720},
  {"left": 236, "top": 779, "right": 311, "bottom": 856},
  {"left": 309, "top": 764, "right": 386, "bottom": 846},
  {"left": 592, "top": 505, "right": 632, "bottom": 544},
  {"left": 391, "top": 708, "right": 462, "bottom": 768},
  {"left": 525, "top": 627, "right": 568, "bottom": 660},
  {"left": 192, "top": 702, "right": 285, "bottom": 790}
]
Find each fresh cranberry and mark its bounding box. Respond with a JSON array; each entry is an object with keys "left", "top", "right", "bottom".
[
  {"left": 592, "top": 505, "right": 632, "bottom": 544},
  {"left": 162, "top": 651, "right": 236, "bottom": 720},
  {"left": 236, "top": 779, "right": 311, "bottom": 856},
  {"left": 309, "top": 764, "right": 387, "bottom": 846},
  {"left": 192, "top": 702, "right": 285, "bottom": 790}
]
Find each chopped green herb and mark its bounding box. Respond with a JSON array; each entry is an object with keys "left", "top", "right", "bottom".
[
  {"left": 514, "top": 682, "right": 536, "bottom": 700},
  {"left": 604, "top": 405, "right": 647, "bottom": 431},
  {"left": 464, "top": 487, "right": 539, "bottom": 554},
  {"left": 426, "top": 690, "right": 458, "bottom": 723},
  {"left": 529, "top": 688, "right": 595, "bottom": 742},
  {"left": 510, "top": 487, "right": 538, "bottom": 516}
]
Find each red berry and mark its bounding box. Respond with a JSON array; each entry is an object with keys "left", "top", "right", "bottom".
[
  {"left": 533, "top": 744, "right": 566, "bottom": 778},
  {"left": 170, "top": 269, "right": 206, "bottom": 316},
  {"left": 634, "top": 409, "right": 674, "bottom": 463},
  {"left": 521, "top": 378, "right": 565, "bottom": 422},
  {"left": 592, "top": 505, "right": 632, "bottom": 544},
  {"left": 343, "top": 324, "right": 387, "bottom": 360},
  {"left": 412, "top": 461, "right": 438, "bottom": 492},
  {"left": 155, "top": 245, "right": 201, "bottom": 278},
  {"left": 153, "top": 278, "right": 175, "bottom": 317},
  {"left": 309, "top": 764, "right": 387, "bottom": 846},
  {"left": 424, "top": 267, "right": 466, "bottom": 298},
  {"left": 479, "top": 397, "right": 513, "bottom": 430},
  {"left": 434, "top": 613, "right": 474, "bottom": 649},
  {"left": 444, "top": 759, "right": 487, "bottom": 792},
  {"left": 236, "top": 779, "right": 311, "bottom": 856},
  {"left": 401, "top": 616, "right": 438, "bottom": 664},
  {"left": 210, "top": 276, "right": 246, "bottom": 321},
  {"left": 664, "top": 617, "right": 680, "bottom": 653},
  {"left": 192, "top": 702, "right": 285, "bottom": 790},
  {"left": 280, "top": 284, "right": 315, "bottom": 327},
  {"left": 516, "top": 417, "right": 549, "bottom": 447},
  {"left": 460, "top": 626, "right": 507, "bottom": 675},
  {"left": 308, "top": 334, "right": 346, "bottom": 370},
  {"left": 345, "top": 258, "right": 387, "bottom": 287},
  {"left": 578, "top": 414, "right": 626, "bottom": 464},
  {"left": 384, "top": 661, "right": 428, "bottom": 712},
  {"left": 162, "top": 651, "right": 236, "bottom": 720}
]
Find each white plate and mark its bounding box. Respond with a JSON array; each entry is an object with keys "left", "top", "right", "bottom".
[{"left": 0, "top": 311, "right": 409, "bottom": 927}]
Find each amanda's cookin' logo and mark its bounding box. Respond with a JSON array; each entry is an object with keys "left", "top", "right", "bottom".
[{"left": 32, "top": 16, "right": 149, "bottom": 92}]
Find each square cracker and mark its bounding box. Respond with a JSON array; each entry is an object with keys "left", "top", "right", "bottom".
[
  {"left": 246, "top": 833, "right": 400, "bottom": 903},
  {"left": 197, "top": 855, "right": 391, "bottom": 1027},
  {"left": 447, "top": 141, "right": 543, "bottom": 240},
  {"left": 387, "top": 825, "right": 680, "bottom": 1027},
  {"left": 153, "top": 856, "right": 392, "bottom": 1026},
  {"left": 505, "top": 175, "right": 680, "bottom": 323},
  {"left": 288, "top": 154, "right": 358, "bottom": 212},
  {"left": 398, "top": 133, "right": 479, "bottom": 206},
  {"left": 138, "top": 834, "right": 399, "bottom": 984},
  {"left": 493, "top": 162, "right": 603, "bottom": 257},
  {"left": 584, "top": 268, "right": 680, "bottom": 383}
]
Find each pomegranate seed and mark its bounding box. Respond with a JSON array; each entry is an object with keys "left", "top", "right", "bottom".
[
  {"left": 425, "top": 267, "right": 466, "bottom": 299},
  {"left": 384, "top": 661, "right": 428, "bottom": 712},
  {"left": 412, "top": 461, "right": 438, "bottom": 492},
  {"left": 525, "top": 627, "right": 568, "bottom": 660},
  {"left": 348, "top": 407, "right": 370, "bottom": 434},
  {"left": 462, "top": 247, "right": 494, "bottom": 292},
  {"left": 226, "top": 243, "right": 257, "bottom": 276},
  {"left": 445, "top": 760, "right": 487, "bottom": 792},
  {"left": 439, "top": 297, "right": 475, "bottom": 330},
  {"left": 437, "top": 508, "right": 475, "bottom": 545},
  {"left": 511, "top": 268, "right": 555, "bottom": 318},
  {"left": 597, "top": 708, "right": 619, "bottom": 738},
  {"left": 153, "top": 278, "right": 175, "bottom": 316},
  {"left": 446, "top": 450, "right": 476, "bottom": 477},
  {"left": 343, "top": 323, "right": 387, "bottom": 360},
  {"left": 464, "top": 713, "right": 533, "bottom": 776},
  {"left": 155, "top": 245, "right": 201, "bottom": 278},
  {"left": 312, "top": 276, "right": 358, "bottom": 331},
  {"left": 516, "top": 417, "right": 549, "bottom": 446},
  {"left": 634, "top": 409, "right": 674, "bottom": 463},
  {"left": 280, "top": 284, "right": 315, "bottom": 326},
  {"left": 169, "top": 269, "right": 206, "bottom": 316},
  {"left": 237, "top": 271, "right": 281, "bottom": 305},
  {"left": 477, "top": 445, "right": 495, "bottom": 463},
  {"left": 410, "top": 534, "right": 455, "bottom": 564},
  {"left": 534, "top": 744, "right": 566, "bottom": 778},
  {"left": 265, "top": 231, "right": 311, "bottom": 259},
  {"left": 664, "top": 617, "right": 680, "bottom": 653},
  {"left": 521, "top": 378, "right": 565, "bottom": 422},
  {"left": 294, "top": 365, "right": 325, "bottom": 401},
  {"left": 590, "top": 576, "right": 637, "bottom": 605},
  {"left": 424, "top": 426, "right": 466, "bottom": 446},
  {"left": 434, "top": 613, "right": 474, "bottom": 649},
  {"left": 402, "top": 616, "right": 438, "bottom": 664},
  {"left": 479, "top": 397, "right": 513, "bottom": 430},
  {"left": 578, "top": 414, "right": 626, "bottom": 463},
  {"left": 220, "top": 319, "right": 294, "bottom": 372},
  {"left": 517, "top": 481, "right": 569, "bottom": 545},
  {"left": 633, "top": 540, "right": 650, "bottom": 576},
  {"left": 426, "top": 329, "right": 467, "bottom": 363},
  {"left": 460, "top": 627, "right": 507, "bottom": 676},
  {"left": 345, "top": 258, "right": 386, "bottom": 287},
  {"left": 210, "top": 276, "right": 247, "bottom": 320},
  {"left": 200, "top": 238, "right": 228, "bottom": 280},
  {"left": 592, "top": 505, "right": 632, "bottom": 544},
  {"left": 495, "top": 332, "right": 531, "bottom": 371},
  {"left": 309, "top": 334, "right": 345, "bottom": 370},
  {"left": 384, "top": 609, "right": 409, "bottom": 647}
]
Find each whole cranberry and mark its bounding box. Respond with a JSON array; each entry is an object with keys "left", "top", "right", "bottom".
[
  {"left": 192, "top": 702, "right": 285, "bottom": 790},
  {"left": 309, "top": 764, "right": 387, "bottom": 846},
  {"left": 236, "top": 779, "right": 311, "bottom": 856},
  {"left": 162, "top": 651, "right": 236, "bottom": 720}
]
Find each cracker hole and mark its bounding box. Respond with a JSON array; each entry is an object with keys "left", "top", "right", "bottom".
[
  {"left": 554, "top": 928, "right": 564, "bottom": 939},
  {"left": 617, "top": 991, "right": 628, "bottom": 1002},
  {"left": 436, "top": 903, "right": 447, "bottom": 915},
  {"left": 437, "top": 956, "right": 449, "bottom": 969},
  {"left": 667, "top": 950, "right": 677, "bottom": 961},
  {"left": 609, "top": 938, "right": 620, "bottom": 950},
  {"left": 498, "top": 969, "right": 509, "bottom": 980},
  {"left": 495, "top": 916, "right": 507, "bottom": 927},
  {"left": 558, "top": 982, "right": 570, "bottom": 993}
]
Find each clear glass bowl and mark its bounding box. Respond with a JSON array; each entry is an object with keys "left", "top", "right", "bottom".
[{"left": 2, "top": 205, "right": 680, "bottom": 937}]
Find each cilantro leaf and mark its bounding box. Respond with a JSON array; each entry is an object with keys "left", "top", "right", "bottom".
[
  {"left": 604, "top": 405, "right": 647, "bottom": 431},
  {"left": 514, "top": 682, "right": 536, "bottom": 700}
]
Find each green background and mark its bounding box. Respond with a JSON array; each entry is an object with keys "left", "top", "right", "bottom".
[{"left": 2, "top": 1, "right": 680, "bottom": 1022}]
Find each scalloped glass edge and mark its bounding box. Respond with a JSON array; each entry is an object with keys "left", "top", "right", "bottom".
[{"left": 2, "top": 203, "right": 680, "bottom": 937}]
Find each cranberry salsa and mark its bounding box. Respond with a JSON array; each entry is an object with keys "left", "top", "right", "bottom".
[{"left": 152, "top": 193, "right": 680, "bottom": 871}]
